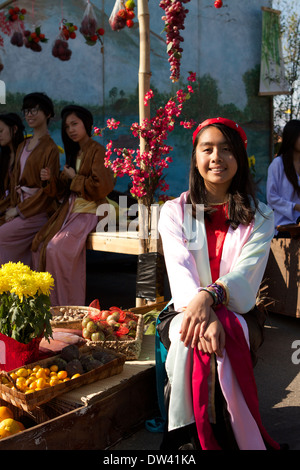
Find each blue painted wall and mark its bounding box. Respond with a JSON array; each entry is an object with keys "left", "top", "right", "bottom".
[{"left": 0, "top": 0, "right": 272, "bottom": 200}]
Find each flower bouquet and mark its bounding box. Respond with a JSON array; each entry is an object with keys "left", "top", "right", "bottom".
[{"left": 0, "top": 262, "right": 54, "bottom": 371}]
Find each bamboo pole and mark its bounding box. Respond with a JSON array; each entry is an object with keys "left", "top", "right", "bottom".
[
  {"left": 137, "top": 0, "right": 151, "bottom": 234},
  {"left": 138, "top": 0, "right": 151, "bottom": 135},
  {"left": 137, "top": 0, "right": 151, "bottom": 306}
]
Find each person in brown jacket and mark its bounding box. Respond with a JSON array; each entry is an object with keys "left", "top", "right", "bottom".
[
  {"left": 0, "top": 92, "right": 60, "bottom": 267},
  {"left": 32, "top": 105, "right": 115, "bottom": 306},
  {"left": 0, "top": 113, "right": 25, "bottom": 224}
]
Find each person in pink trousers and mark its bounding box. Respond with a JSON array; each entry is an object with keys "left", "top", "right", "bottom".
[
  {"left": 32, "top": 105, "right": 115, "bottom": 306},
  {"left": 0, "top": 93, "right": 59, "bottom": 267}
]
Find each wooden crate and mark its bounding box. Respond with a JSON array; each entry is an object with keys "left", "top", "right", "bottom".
[
  {"left": 263, "top": 237, "right": 300, "bottom": 318},
  {"left": 0, "top": 345, "right": 125, "bottom": 412}
]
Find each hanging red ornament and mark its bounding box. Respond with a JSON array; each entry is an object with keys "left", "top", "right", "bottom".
[{"left": 214, "top": 0, "right": 223, "bottom": 8}]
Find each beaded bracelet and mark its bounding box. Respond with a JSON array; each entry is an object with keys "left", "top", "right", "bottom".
[
  {"left": 207, "top": 282, "right": 226, "bottom": 305},
  {"left": 199, "top": 287, "right": 218, "bottom": 306}
]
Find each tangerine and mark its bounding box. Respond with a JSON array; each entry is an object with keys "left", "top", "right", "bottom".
[
  {"left": 0, "top": 406, "right": 13, "bottom": 422},
  {"left": 36, "top": 368, "right": 47, "bottom": 379},
  {"left": 49, "top": 377, "right": 59, "bottom": 386},
  {"left": 0, "top": 418, "right": 24, "bottom": 439},
  {"left": 16, "top": 377, "right": 27, "bottom": 391},
  {"left": 50, "top": 365, "right": 58, "bottom": 372},
  {"left": 16, "top": 368, "right": 28, "bottom": 378},
  {"left": 36, "top": 378, "right": 46, "bottom": 389},
  {"left": 57, "top": 370, "right": 67, "bottom": 380}
]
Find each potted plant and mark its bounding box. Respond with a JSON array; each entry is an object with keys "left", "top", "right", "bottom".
[{"left": 0, "top": 262, "right": 54, "bottom": 371}]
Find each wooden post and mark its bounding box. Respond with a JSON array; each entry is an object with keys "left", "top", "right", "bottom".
[
  {"left": 138, "top": 0, "right": 151, "bottom": 134},
  {"left": 137, "top": 0, "right": 151, "bottom": 306}
]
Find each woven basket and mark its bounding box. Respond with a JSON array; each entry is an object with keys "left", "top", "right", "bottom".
[
  {"left": 50, "top": 306, "right": 101, "bottom": 330},
  {"left": 87, "top": 314, "right": 144, "bottom": 360},
  {"left": 0, "top": 345, "right": 125, "bottom": 412}
]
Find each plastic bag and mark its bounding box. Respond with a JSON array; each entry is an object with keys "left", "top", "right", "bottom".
[
  {"left": 109, "top": 0, "right": 136, "bottom": 31},
  {"left": 52, "top": 29, "right": 72, "bottom": 61},
  {"left": 136, "top": 252, "right": 165, "bottom": 301},
  {"left": 10, "top": 19, "right": 23, "bottom": 47},
  {"left": 8, "top": 5, "right": 26, "bottom": 47},
  {"left": 109, "top": 0, "right": 127, "bottom": 31},
  {"left": 80, "top": 1, "right": 98, "bottom": 42}
]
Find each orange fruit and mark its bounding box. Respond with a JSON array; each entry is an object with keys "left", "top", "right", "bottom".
[
  {"left": 15, "top": 377, "right": 27, "bottom": 391},
  {"left": 71, "top": 373, "right": 81, "bottom": 379},
  {"left": 50, "top": 365, "right": 58, "bottom": 372},
  {"left": 57, "top": 370, "right": 67, "bottom": 380},
  {"left": 29, "top": 381, "right": 37, "bottom": 390},
  {"left": 0, "top": 418, "right": 24, "bottom": 439},
  {"left": 16, "top": 368, "right": 28, "bottom": 378},
  {"left": 25, "top": 377, "right": 35, "bottom": 386},
  {"left": 0, "top": 406, "right": 13, "bottom": 422},
  {"left": 49, "top": 377, "right": 59, "bottom": 386},
  {"left": 36, "top": 378, "right": 46, "bottom": 389},
  {"left": 36, "top": 368, "right": 47, "bottom": 379}
]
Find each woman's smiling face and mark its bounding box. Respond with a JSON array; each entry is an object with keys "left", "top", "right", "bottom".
[{"left": 195, "top": 126, "right": 238, "bottom": 194}]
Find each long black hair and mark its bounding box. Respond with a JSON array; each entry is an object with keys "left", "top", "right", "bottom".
[
  {"left": 61, "top": 105, "right": 93, "bottom": 170},
  {"left": 0, "top": 113, "right": 25, "bottom": 194},
  {"left": 188, "top": 123, "right": 258, "bottom": 229},
  {"left": 278, "top": 119, "right": 300, "bottom": 196}
]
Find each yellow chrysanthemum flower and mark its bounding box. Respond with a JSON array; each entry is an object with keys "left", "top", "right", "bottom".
[{"left": 0, "top": 262, "right": 54, "bottom": 301}]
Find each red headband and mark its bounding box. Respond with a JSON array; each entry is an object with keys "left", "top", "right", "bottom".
[{"left": 192, "top": 117, "right": 248, "bottom": 149}]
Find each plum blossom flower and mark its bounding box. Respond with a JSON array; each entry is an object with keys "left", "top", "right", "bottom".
[{"left": 104, "top": 75, "right": 196, "bottom": 203}]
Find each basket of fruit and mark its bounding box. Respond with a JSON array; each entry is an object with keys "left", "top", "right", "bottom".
[
  {"left": 0, "top": 344, "right": 125, "bottom": 412},
  {"left": 50, "top": 306, "right": 101, "bottom": 330},
  {"left": 82, "top": 306, "right": 144, "bottom": 360}
]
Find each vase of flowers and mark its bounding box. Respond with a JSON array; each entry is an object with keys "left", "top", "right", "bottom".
[{"left": 0, "top": 262, "right": 54, "bottom": 371}]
